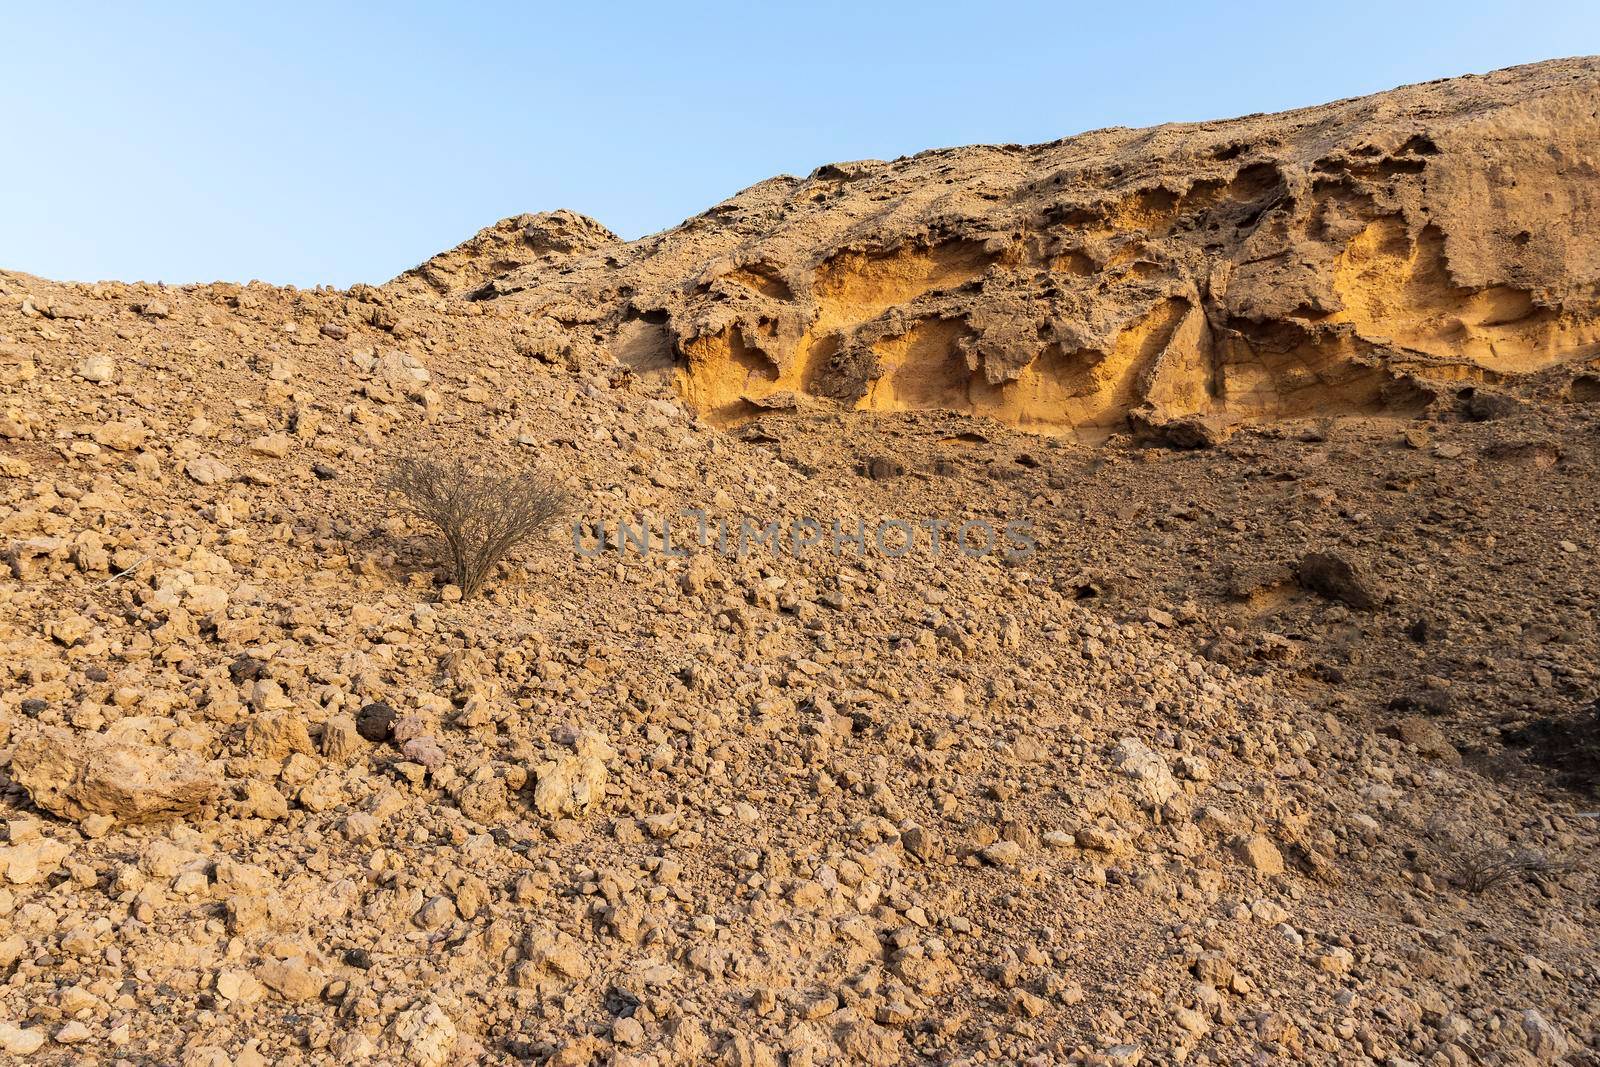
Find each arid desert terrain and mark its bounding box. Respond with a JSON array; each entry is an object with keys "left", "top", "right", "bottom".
[{"left": 1, "top": 56, "right": 1599, "bottom": 1066}]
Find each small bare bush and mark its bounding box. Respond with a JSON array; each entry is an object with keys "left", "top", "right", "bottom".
[
  {"left": 1450, "top": 846, "right": 1573, "bottom": 896},
  {"left": 387, "top": 456, "right": 569, "bottom": 599},
  {"left": 1422, "top": 816, "right": 1579, "bottom": 897}
]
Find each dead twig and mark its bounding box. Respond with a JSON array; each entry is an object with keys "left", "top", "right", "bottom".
[{"left": 97, "top": 554, "right": 150, "bottom": 587}]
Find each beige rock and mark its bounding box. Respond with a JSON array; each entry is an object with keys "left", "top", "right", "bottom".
[
  {"left": 296, "top": 773, "right": 343, "bottom": 812},
  {"left": 1391, "top": 716, "right": 1462, "bottom": 765},
  {"left": 179, "top": 585, "right": 228, "bottom": 619},
  {"left": 1233, "top": 833, "right": 1285, "bottom": 876},
  {"left": 244, "top": 711, "right": 315, "bottom": 761},
  {"left": 393, "top": 1001, "right": 456, "bottom": 1067},
  {"left": 0, "top": 1022, "right": 46, "bottom": 1056},
  {"left": 246, "top": 678, "right": 293, "bottom": 712},
  {"left": 11, "top": 727, "right": 222, "bottom": 824},
  {"left": 320, "top": 715, "right": 363, "bottom": 765},
  {"left": 248, "top": 432, "right": 292, "bottom": 458},
  {"left": 1010, "top": 989, "right": 1048, "bottom": 1017},
  {"left": 414, "top": 895, "right": 455, "bottom": 930},
  {"left": 53, "top": 1021, "right": 91, "bottom": 1045},
  {"left": 612, "top": 1017, "right": 645, "bottom": 1046},
  {"left": 1110, "top": 737, "right": 1179, "bottom": 809},
  {"left": 1319, "top": 946, "right": 1354, "bottom": 974},
  {"left": 77, "top": 355, "right": 116, "bottom": 383},
  {"left": 215, "top": 970, "right": 265, "bottom": 1005},
  {"left": 524, "top": 928, "right": 592, "bottom": 980},
  {"left": 0, "top": 343, "right": 37, "bottom": 386},
  {"left": 256, "top": 957, "right": 326, "bottom": 1002},
  {"left": 332, "top": 1033, "right": 377, "bottom": 1060},
  {"left": 46, "top": 614, "right": 94, "bottom": 646},
  {"left": 1521, "top": 1009, "right": 1569, "bottom": 1063},
  {"left": 901, "top": 824, "right": 940, "bottom": 859},
  {"left": 546, "top": 1037, "right": 603, "bottom": 1067},
  {"left": 234, "top": 778, "right": 289, "bottom": 820},
  {"left": 185, "top": 456, "right": 233, "bottom": 485},
  {"left": 0, "top": 838, "right": 70, "bottom": 885},
  {"left": 93, "top": 420, "right": 146, "bottom": 451},
  {"left": 978, "top": 839, "right": 1023, "bottom": 867},
  {"left": 1076, "top": 826, "right": 1124, "bottom": 851},
  {"left": 457, "top": 776, "right": 507, "bottom": 823},
  {"left": 532, "top": 744, "right": 609, "bottom": 818},
  {"left": 452, "top": 875, "right": 489, "bottom": 920}
]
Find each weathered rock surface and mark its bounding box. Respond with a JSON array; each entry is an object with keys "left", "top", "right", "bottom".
[
  {"left": 386, "top": 210, "right": 621, "bottom": 300},
  {"left": 530, "top": 733, "right": 612, "bottom": 818},
  {"left": 397, "top": 58, "right": 1600, "bottom": 441},
  {"left": 11, "top": 726, "right": 223, "bottom": 823}
]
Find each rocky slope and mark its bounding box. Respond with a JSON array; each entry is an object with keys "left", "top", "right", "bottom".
[
  {"left": 0, "top": 58, "right": 1597, "bottom": 1067},
  {"left": 402, "top": 56, "right": 1600, "bottom": 441}
]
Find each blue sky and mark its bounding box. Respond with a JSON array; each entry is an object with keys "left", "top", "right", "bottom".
[{"left": 4, "top": 2, "right": 1597, "bottom": 287}]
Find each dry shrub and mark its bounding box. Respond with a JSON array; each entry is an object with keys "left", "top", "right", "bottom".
[
  {"left": 387, "top": 456, "right": 569, "bottom": 599},
  {"left": 1422, "top": 815, "right": 1580, "bottom": 897},
  {"left": 1450, "top": 847, "right": 1574, "bottom": 896}
]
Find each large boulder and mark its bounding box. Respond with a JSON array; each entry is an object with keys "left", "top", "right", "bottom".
[{"left": 10, "top": 726, "right": 223, "bottom": 824}]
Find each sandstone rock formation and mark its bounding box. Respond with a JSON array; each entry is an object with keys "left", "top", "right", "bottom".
[{"left": 396, "top": 58, "right": 1600, "bottom": 440}]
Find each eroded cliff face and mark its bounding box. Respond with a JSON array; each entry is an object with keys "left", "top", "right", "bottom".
[{"left": 392, "top": 58, "right": 1600, "bottom": 439}]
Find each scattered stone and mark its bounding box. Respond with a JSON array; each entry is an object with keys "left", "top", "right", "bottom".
[
  {"left": 902, "top": 825, "right": 941, "bottom": 860},
  {"left": 77, "top": 355, "right": 116, "bottom": 382},
  {"left": 1233, "top": 833, "right": 1285, "bottom": 876},
  {"left": 1133, "top": 412, "right": 1235, "bottom": 449},
  {"left": 978, "top": 839, "right": 1024, "bottom": 867},
  {"left": 613, "top": 1017, "right": 645, "bottom": 1047},
  {"left": 248, "top": 432, "right": 292, "bottom": 458},
  {"left": 1520, "top": 1009, "right": 1569, "bottom": 1063},
  {"left": 53, "top": 1021, "right": 91, "bottom": 1045},
  {"left": 1110, "top": 737, "right": 1179, "bottom": 808},
  {"left": 393, "top": 1001, "right": 456, "bottom": 1067},
  {"left": 1386, "top": 716, "right": 1461, "bottom": 764},
  {"left": 457, "top": 776, "right": 507, "bottom": 823},
  {"left": 185, "top": 456, "right": 234, "bottom": 485},
  {"left": 256, "top": 957, "right": 326, "bottom": 1002},
  {"left": 0, "top": 837, "right": 70, "bottom": 885},
  {"left": 0, "top": 1023, "right": 46, "bottom": 1056},
  {"left": 1319, "top": 946, "right": 1354, "bottom": 974},
  {"left": 0, "top": 67, "right": 1597, "bottom": 1067},
  {"left": 1296, "top": 551, "right": 1384, "bottom": 610},
  {"left": 355, "top": 702, "right": 397, "bottom": 742},
  {"left": 93, "top": 420, "right": 146, "bottom": 451},
  {"left": 320, "top": 714, "right": 363, "bottom": 764},
  {"left": 532, "top": 734, "right": 611, "bottom": 818}
]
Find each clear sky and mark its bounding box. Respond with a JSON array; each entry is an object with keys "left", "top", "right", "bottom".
[{"left": 4, "top": 1, "right": 1597, "bottom": 288}]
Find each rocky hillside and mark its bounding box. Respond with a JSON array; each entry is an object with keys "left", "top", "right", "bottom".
[
  {"left": 389, "top": 57, "right": 1600, "bottom": 442},
  {"left": 0, "top": 58, "right": 1597, "bottom": 1066}
]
